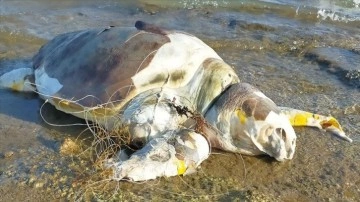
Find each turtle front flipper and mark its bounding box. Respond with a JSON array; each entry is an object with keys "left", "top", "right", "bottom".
[
  {"left": 0, "top": 59, "right": 35, "bottom": 92},
  {"left": 279, "top": 107, "right": 352, "bottom": 142},
  {"left": 109, "top": 129, "right": 210, "bottom": 181}
]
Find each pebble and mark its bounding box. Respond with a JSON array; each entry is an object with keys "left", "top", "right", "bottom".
[
  {"left": 28, "top": 176, "right": 36, "bottom": 185},
  {"left": 4, "top": 151, "right": 14, "bottom": 158},
  {"left": 344, "top": 104, "right": 360, "bottom": 115},
  {"left": 35, "top": 182, "right": 45, "bottom": 188}
]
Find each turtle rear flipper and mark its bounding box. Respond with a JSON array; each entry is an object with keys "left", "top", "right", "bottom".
[
  {"left": 0, "top": 59, "right": 35, "bottom": 92},
  {"left": 279, "top": 107, "right": 352, "bottom": 142},
  {"left": 109, "top": 129, "right": 210, "bottom": 181}
]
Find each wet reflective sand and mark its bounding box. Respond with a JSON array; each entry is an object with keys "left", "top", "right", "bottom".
[{"left": 0, "top": 0, "right": 359, "bottom": 201}]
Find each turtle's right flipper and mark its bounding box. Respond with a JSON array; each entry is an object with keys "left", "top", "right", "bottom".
[
  {"left": 279, "top": 107, "right": 352, "bottom": 142},
  {"left": 110, "top": 129, "right": 210, "bottom": 181},
  {"left": 0, "top": 59, "right": 35, "bottom": 92}
]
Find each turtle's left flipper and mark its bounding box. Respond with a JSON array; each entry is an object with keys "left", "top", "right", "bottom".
[
  {"left": 110, "top": 129, "right": 210, "bottom": 181},
  {"left": 0, "top": 59, "right": 35, "bottom": 92},
  {"left": 279, "top": 107, "right": 352, "bottom": 142}
]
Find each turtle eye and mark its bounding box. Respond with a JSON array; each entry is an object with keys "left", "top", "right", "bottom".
[{"left": 275, "top": 128, "right": 286, "bottom": 142}]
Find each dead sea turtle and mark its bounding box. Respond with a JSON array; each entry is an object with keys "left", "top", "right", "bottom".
[{"left": 0, "top": 21, "right": 352, "bottom": 181}]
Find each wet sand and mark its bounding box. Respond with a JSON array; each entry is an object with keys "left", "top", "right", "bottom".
[
  {"left": 0, "top": 0, "right": 359, "bottom": 201},
  {"left": 0, "top": 100, "right": 358, "bottom": 201}
]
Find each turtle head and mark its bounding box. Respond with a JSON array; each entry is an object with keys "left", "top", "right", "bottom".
[
  {"left": 233, "top": 108, "right": 297, "bottom": 161},
  {"left": 205, "top": 83, "right": 296, "bottom": 161}
]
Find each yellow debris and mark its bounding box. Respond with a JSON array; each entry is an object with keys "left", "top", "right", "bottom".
[
  {"left": 176, "top": 160, "right": 187, "bottom": 175},
  {"left": 11, "top": 82, "right": 23, "bottom": 91},
  {"left": 289, "top": 112, "right": 313, "bottom": 126},
  {"left": 320, "top": 117, "right": 341, "bottom": 130},
  {"left": 236, "top": 109, "right": 247, "bottom": 124}
]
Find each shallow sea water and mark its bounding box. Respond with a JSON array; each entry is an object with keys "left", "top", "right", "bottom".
[{"left": 0, "top": 0, "right": 359, "bottom": 201}]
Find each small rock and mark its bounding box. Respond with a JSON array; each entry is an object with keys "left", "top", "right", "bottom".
[
  {"left": 35, "top": 181, "right": 45, "bottom": 188},
  {"left": 4, "top": 151, "right": 14, "bottom": 158},
  {"left": 344, "top": 104, "right": 360, "bottom": 115},
  {"left": 59, "top": 176, "right": 68, "bottom": 183},
  {"left": 28, "top": 176, "right": 36, "bottom": 185}
]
